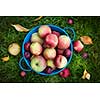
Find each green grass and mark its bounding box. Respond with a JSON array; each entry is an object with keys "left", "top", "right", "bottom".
[{"left": 0, "top": 16, "right": 100, "bottom": 83}]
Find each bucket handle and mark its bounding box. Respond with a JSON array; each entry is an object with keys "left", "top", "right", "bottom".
[
  {"left": 19, "top": 57, "right": 32, "bottom": 71},
  {"left": 64, "top": 27, "right": 76, "bottom": 41}
]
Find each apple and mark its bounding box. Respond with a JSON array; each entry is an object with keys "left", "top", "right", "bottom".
[
  {"left": 31, "top": 56, "right": 46, "bottom": 73},
  {"left": 31, "top": 33, "right": 43, "bottom": 44},
  {"left": 43, "top": 48, "right": 56, "bottom": 59},
  {"left": 24, "top": 51, "right": 31, "bottom": 58},
  {"left": 52, "top": 31, "right": 60, "bottom": 37},
  {"left": 43, "top": 42, "right": 50, "bottom": 48},
  {"left": 58, "top": 35, "right": 70, "bottom": 49},
  {"left": 57, "top": 49, "right": 64, "bottom": 55},
  {"left": 20, "top": 71, "right": 26, "bottom": 77},
  {"left": 64, "top": 49, "right": 72, "bottom": 58},
  {"left": 73, "top": 40, "right": 84, "bottom": 52},
  {"left": 46, "top": 59, "right": 56, "bottom": 70},
  {"left": 82, "top": 52, "right": 88, "bottom": 59},
  {"left": 30, "top": 55, "right": 35, "bottom": 60},
  {"left": 8, "top": 43, "right": 21, "bottom": 56},
  {"left": 38, "top": 25, "right": 51, "bottom": 38},
  {"left": 55, "top": 55, "right": 67, "bottom": 69},
  {"left": 30, "top": 42, "right": 42, "bottom": 55},
  {"left": 24, "top": 42, "right": 31, "bottom": 51},
  {"left": 67, "top": 18, "right": 74, "bottom": 24},
  {"left": 45, "top": 34, "right": 58, "bottom": 48},
  {"left": 59, "top": 68, "right": 70, "bottom": 78},
  {"left": 44, "top": 67, "right": 53, "bottom": 74}
]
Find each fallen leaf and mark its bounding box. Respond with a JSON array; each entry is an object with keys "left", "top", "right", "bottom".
[
  {"left": 80, "top": 36, "right": 93, "bottom": 45},
  {"left": 85, "top": 73, "right": 90, "bottom": 80},
  {"left": 1, "top": 56, "right": 9, "bottom": 62},
  {"left": 82, "top": 69, "right": 90, "bottom": 80},
  {"left": 11, "top": 24, "right": 29, "bottom": 32},
  {"left": 34, "top": 16, "right": 43, "bottom": 21}
]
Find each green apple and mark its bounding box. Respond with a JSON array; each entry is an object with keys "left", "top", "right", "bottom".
[{"left": 31, "top": 56, "right": 46, "bottom": 73}]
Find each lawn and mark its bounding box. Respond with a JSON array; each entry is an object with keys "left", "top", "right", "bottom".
[{"left": 0, "top": 16, "right": 100, "bottom": 83}]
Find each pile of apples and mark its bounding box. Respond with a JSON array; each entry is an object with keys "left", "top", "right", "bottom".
[{"left": 24, "top": 25, "right": 72, "bottom": 74}]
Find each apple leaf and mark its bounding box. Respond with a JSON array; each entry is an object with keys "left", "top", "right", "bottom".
[
  {"left": 82, "top": 69, "right": 90, "bottom": 80},
  {"left": 11, "top": 24, "right": 29, "bottom": 32},
  {"left": 1, "top": 56, "right": 9, "bottom": 62},
  {"left": 80, "top": 36, "right": 93, "bottom": 45},
  {"left": 34, "top": 16, "right": 43, "bottom": 21}
]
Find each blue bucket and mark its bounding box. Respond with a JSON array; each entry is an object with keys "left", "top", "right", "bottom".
[{"left": 19, "top": 24, "right": 76, "bottom": 76}]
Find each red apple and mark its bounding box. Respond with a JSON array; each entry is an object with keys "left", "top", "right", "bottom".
[
  {"left": 73, "top": 40, "right": 84, "bottom": 52},
  {"left": 30, "top": 42, "right": 42, "bottom": 55},
  {"left": 43, "top": 48, "right": 56, "bottom": 60},
  {"left": 24, "top": 51, "right": 31, "bottom": 58},
  {"left": 52, "top": 31, "right": 60, "bottom": 37},
  {"left": 59, "top": 68, "right": 70, "bottom": 78},
  {"left": 64, "top": 49, "right": 72, "bottom": 58},
  {"left": 57, "top": 49, "right": 64, "bottom": 55},
  {"left": 38, "top": 25, "right": 51, "bottom": 38},
  {"left": 82, "top": 52, "right": 88, "bottom": 59},
  {"left": 67, "top": 18, "right": 74, "bottom": 24},
  {"left": 58, "top": 35, "right": 70, "bottom": 49},
  {"left": 45, "top": 34, "right": 58, "bottom": 48},
  {"left": 20, "top": 71, "right": 26, "bottom": 77},
  {"left": 43, "top": 42, "right": 50, "bottom": 48},
  {"left": 44, "top": 67, "right": 53, "bottom": 74},
  {"left": 24, "top": 42, "right": 31, "bottom": 51},
  {"left": 55, "top": 55, "right": 67, "bottom": 69}
]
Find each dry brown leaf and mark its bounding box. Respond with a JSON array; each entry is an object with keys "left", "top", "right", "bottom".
[
  {"left": 34, "top": 16, "right": 43, "bottom": 21},
  {"left": 85, "top": 73, "right": 90, "bottom": 80},
  {"left": 1, "top": 56, "right": 9, "bottom": 62},
  {"left": 82, "top": 69, "right": 90, "bottom": 80},
  {"left": 11, "top": 24, "right": 29, "bottom": 32},
  {"left": 80, "top": 36, "right": 93, "bottom": 45}
]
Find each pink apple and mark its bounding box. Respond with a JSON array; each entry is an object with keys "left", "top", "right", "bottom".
[
  {"left": 64, "top": 49, "right": 72, "bottom": 58},
  {"left": 43, "top": 48, "right": 56, "bottom": 59},
  {"left": 24, "top": 42, "right": 31, "bottom": 51},
  {"left": 58, "top": 35, "right": 71, "bottom": 49},
  {"left": 31, "top": 33, "right": 43, "bottom": 44},
  {"left": 44, "top": 67, "right": 53, "bottom": 74},
  {"left": 55, "top": 55, "right": 67, "bottom": 69},
  {"left": 52, "top": 31, "right": 60, "bottom": 37},
  {"left": 38, "top": 25, "right": 51, "bottom": 38},
  {"left": 73, "top": 40, "right": 84, "bottom": 52},
  {"left": 57, "top": 49, "right": 64, "bottom": 55},
  {"left": 59, "top": 68, "right": 70, "bottom": 78},
  {"left": 20, "top": 71, "right": 26, "bottom": 77},
  {"left": 24, "top": 51, "right": 31, "bottom": 59},
  {"left": 30, "top": 42, "right": 42, "bottom": 55},
  {"left": 67, "top": 18, "right": 74, "bottom": 24},
  {"left": 45, "top": 34, "right": 58, "bottom": 48},
  {"left": 31, "top": 56, "right": 46, "bottom": 72}
]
